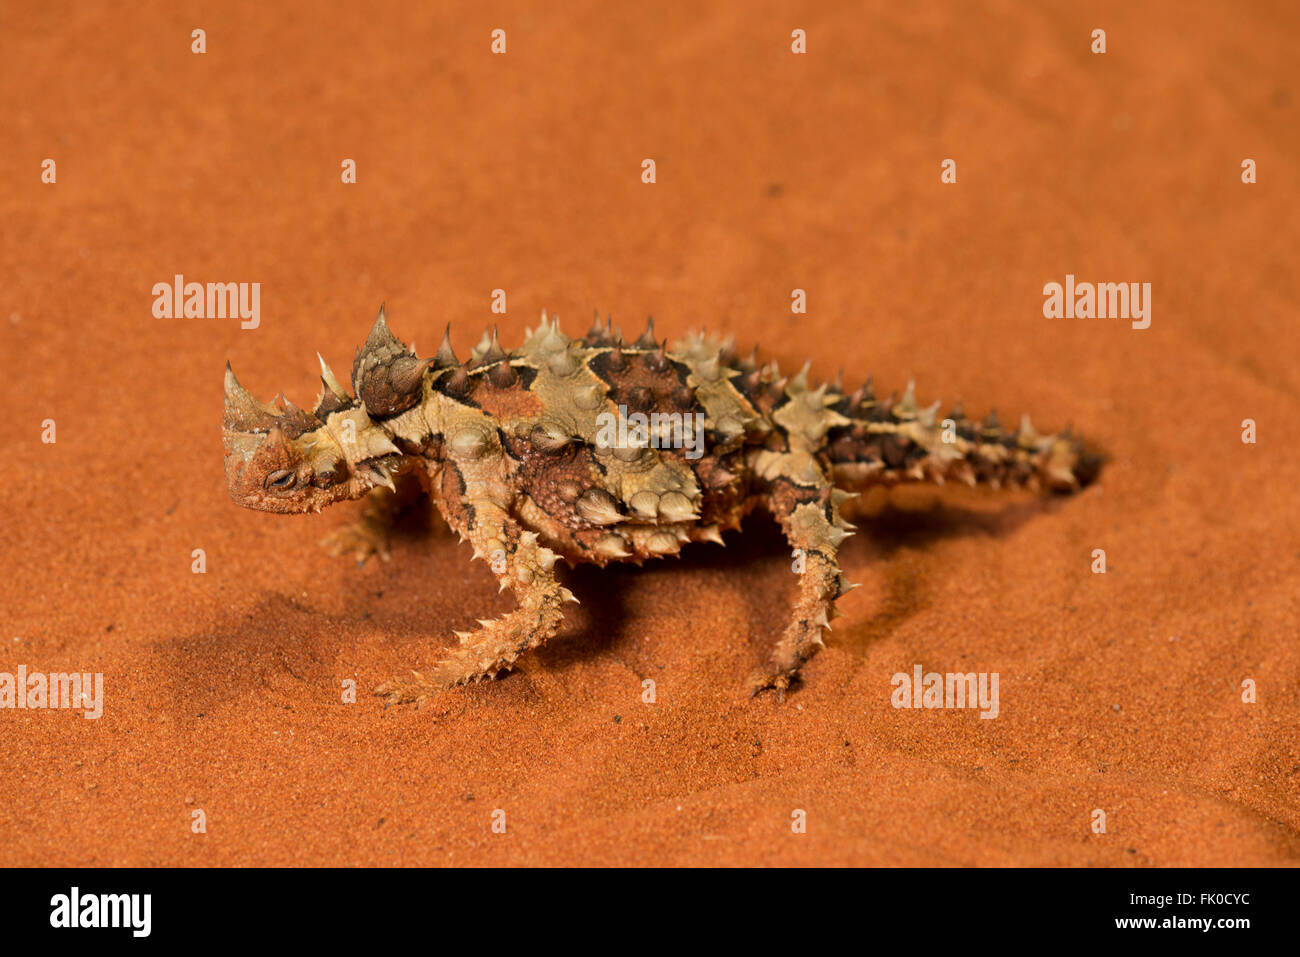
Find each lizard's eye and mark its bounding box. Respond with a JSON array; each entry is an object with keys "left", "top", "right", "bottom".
[{"left": 265, "top": 469, "right": 296, "bottom": 490}]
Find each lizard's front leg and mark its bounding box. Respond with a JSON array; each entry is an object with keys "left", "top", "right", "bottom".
[
  {"left": 319, "top": 464, "right": 424, "bottom": 565},
  {"left": 748, "top": 459, "right": 857, "bottom": 700},
  {"left": 375, "top": 502, "right": 577, "bottom": 707}
]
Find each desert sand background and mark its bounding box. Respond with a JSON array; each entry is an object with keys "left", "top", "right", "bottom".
[{"left": 1, "top": 0, "right": 1297, "bottom": 865}]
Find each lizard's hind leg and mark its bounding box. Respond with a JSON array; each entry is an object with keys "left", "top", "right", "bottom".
[
  {"left": 748, "top": 463, "right": 858, "bottom": 700},
  {"left": 375, "top": 503, "right": 577, "bottom": 707}
]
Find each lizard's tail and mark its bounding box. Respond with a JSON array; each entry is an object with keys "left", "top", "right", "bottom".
[{"left": 824, "top": 380, "right": 1102, "bottom": 495}]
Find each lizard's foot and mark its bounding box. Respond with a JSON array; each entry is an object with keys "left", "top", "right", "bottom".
[
  {"left": 746, "top": 612, "right": 827, "bottom": 701},
  {"left": 374, "top": 671, "right": 437, "bottom": 709},
  {"left": 374, "top": 666, "right": 509, "bottom": 708},
  {"left": 746, "top": 667, "right": 796, "bottom": 702},
  {"left": 746, "top": 594, "right": 835, "bottom": 702},
  {"left": 371, "top": 605, "right": 564, "bottom": 702},
  {"left": 319, "top": 519, "right": 391, "bottom": 566},
  {"left": 375, "top": 596, "right": 571, "bottom": 706},
  {"left": 375, "top": 656, "right": 516, "bottom": 709}
]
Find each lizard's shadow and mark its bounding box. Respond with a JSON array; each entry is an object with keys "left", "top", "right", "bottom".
[
  {"left": 543, "top": 489, "right": 1059, "bottom": 671},
  {"left": 153, "top": 491, "right": 1059, "bottom": 710}
]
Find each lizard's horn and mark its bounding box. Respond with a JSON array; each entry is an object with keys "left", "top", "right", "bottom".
[
  {"left": 313, "top": 353, "right": 354, "bottom": 419},
  {"left": 352, "top": 304, "right": 429, "bottom": 417},
  {"left": 433, "top": 324, "right": 457, "bottom": 369},
  {"left": 634, "top": 316, "right": 658, "bottom": 350},
  {"left": 276, "top": 395, "right": 322, "bottom": 438},
  {"left": 223, "top": 362, "right": 282, "bottom": 432},
  {"left": 318, "top": 353, "right": 350, "bottom": 399}
]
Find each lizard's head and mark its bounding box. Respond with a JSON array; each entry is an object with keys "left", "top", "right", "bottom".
[
  {"left": 224, "top": 306, "right": 442, "bottom": 512},
  {"left": 223, "top": 329, "right": 422, "bottom": 516},
  {"left": 223, "top": 363, "right": 406, "bottom": 513}
]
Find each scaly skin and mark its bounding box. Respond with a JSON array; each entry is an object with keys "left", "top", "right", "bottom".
[{"left": 223, "top": 306, "right": 1101, "bottom": 706}]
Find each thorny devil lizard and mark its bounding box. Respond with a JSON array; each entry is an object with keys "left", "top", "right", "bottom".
[{"left": 223, "top": 306, "right": 1101, "bottom": 707}]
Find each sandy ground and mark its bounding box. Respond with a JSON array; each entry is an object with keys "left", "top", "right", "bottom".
[{"left": 2, "top": 1, "right": 1298, "bottom": 866}]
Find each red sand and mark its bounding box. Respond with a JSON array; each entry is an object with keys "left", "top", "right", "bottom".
[{"left": 2, "top": 1, "right": 1297, "bottom": 866}]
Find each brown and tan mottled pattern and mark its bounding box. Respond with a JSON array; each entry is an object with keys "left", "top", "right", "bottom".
[{"left": 223, "top": 306, "right": 1101, "bottom": 706}]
